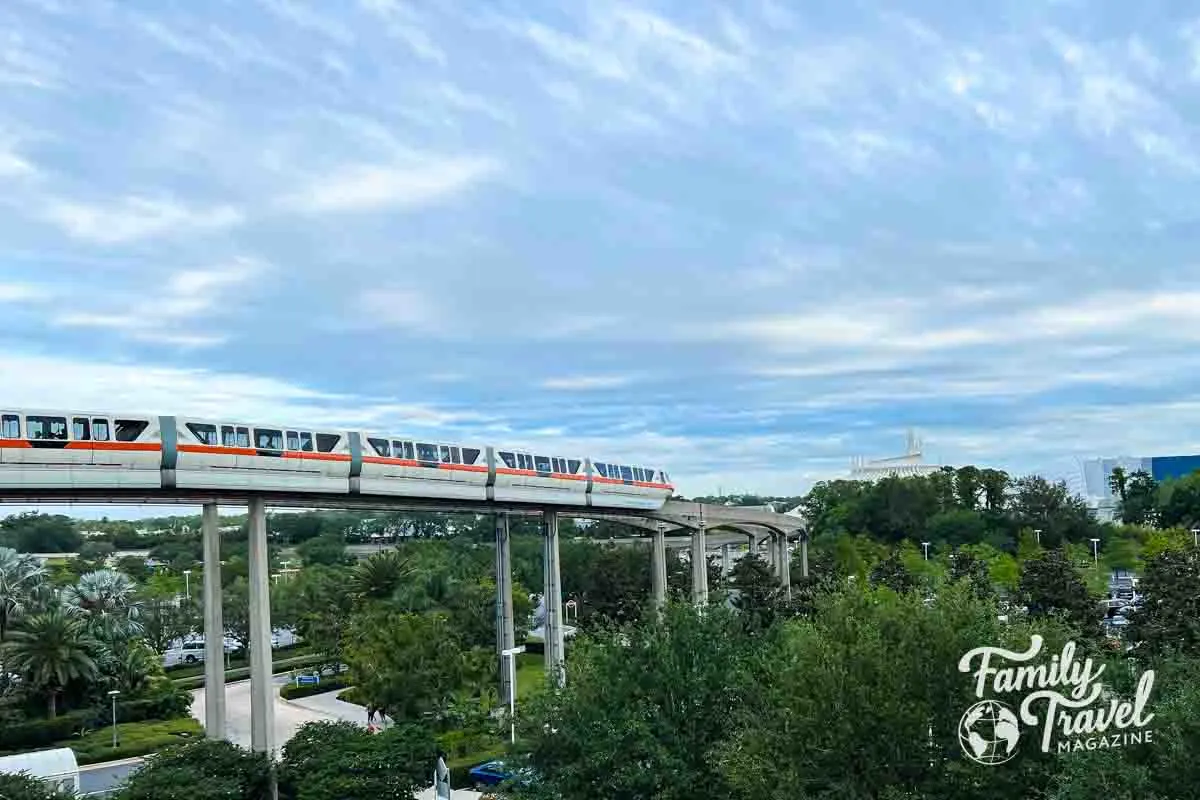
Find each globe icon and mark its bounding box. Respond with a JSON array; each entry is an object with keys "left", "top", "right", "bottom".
[{"left": 958, "top": 699, "right": 1021, "bottom": 765}]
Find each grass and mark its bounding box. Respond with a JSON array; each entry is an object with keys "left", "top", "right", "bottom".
[
  {"left": 70, "top": 718, "right": 204, "bottom": 765},
  {"left": 514, "top": 653, "right": 545, "bottom": 700}
]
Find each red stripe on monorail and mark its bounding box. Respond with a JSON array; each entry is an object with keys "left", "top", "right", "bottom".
[
  {"left": 363, "top": 456, "right": 487, "bottom": 473},
  {"left": 0, "top": 439, "right": 161, "bottom": 452}
]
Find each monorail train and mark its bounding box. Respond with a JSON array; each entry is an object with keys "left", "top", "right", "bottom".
[{"left": 0, "top": 409, "right": 673, "bottom": 510}]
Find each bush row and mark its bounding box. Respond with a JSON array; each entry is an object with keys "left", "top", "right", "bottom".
[
  {"left": 163, "top": 643, "right": 312, "bottom": 676},
  {"left": 0, "top": 688, "right": 191, "bottom": 753},
  {"left": 171, "top": 654, "right": 325, "bottom": 691},
  {"left": 73, "top": 718, "right": 205, "bottom": 765},
  {"left": 279, "top": 676, "right": 350, "bottom": 701}
]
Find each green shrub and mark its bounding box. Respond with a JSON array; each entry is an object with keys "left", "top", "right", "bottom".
[
  {"left": 0, "top": 772, "right": 73, "bottom": 800},
  {"left": 71, "top": 718, "right": 203, "bottom": 764},
  {"left": 336, "top": 686, "right": 366, "bottom": 707},
  {"left": 279, "top": 676, "right": 350, "bottom": 701},
  {"left": 112, "top": 738, "right": 272, "bottom": 800},
  {"left": 278, "top": 720, "right": 437, "bottom": 800}
]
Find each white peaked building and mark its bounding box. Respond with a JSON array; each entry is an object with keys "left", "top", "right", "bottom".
[{"left": 849, "top": 431, "right": 948, "bottom": 480}]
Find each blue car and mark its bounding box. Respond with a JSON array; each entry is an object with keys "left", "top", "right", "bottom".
[{"left": 468, "top": 760, "right": 511, "bottom": 787}]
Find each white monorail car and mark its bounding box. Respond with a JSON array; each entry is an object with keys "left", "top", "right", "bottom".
[{"left": 0, "top": 408, "right": 675, "bottom": 509}]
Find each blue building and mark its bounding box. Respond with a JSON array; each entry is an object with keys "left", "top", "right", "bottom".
[{"left": 1080, "top": 454, "right": 1200, "bottom": 520}]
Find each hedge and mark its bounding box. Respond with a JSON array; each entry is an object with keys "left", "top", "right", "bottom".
[
  {"left": 72, "top": 718, "right": 204, "bottom": 765},
  {"left": 164, "top": 644, "right": 312, "bottom": 677},
  {"left": 0, "top": 688, "right": 191, "bottom": 754},
  {"left": 171, "top": 653, "right": 326, "bottom": 691},
  {"left": 279, "top": 676, "right": 350, "bottom": 701}
]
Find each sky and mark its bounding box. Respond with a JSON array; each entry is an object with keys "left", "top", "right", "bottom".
[{"left": 3, "top": 0, "right": 1200, "bottom": 519}]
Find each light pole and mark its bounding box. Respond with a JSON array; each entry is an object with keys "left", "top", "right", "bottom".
[
  {"left": 921, "top": 542, "right": 930, "bottom": 561},
  {"left": 183, "top": 570, "right": 192, "bottom": 600},
  {"left": 108, "top": 689, "right": 120, "bottom": 749},
  {"left": 1191, "top": 528, "right": 1199, "bottom": 548},
  {"left": 500, "top": 646, "right": 526, "bottom": 744},
  {"left": 1090, "top": 538, "right": 1100, "bottom": 565},
  {"left": 1033, "top": 529, "right": 1042, "bottom": 546}
]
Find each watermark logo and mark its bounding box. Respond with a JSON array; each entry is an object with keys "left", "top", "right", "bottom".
[{"left": 956, "top": 635, "right": 1155, "bottom": 764}]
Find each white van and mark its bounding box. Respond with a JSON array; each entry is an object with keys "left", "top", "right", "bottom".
[{"left": 0, "top": 747, "right": 79, "bottom": 794}]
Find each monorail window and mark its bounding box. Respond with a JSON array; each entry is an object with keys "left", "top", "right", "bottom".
[
  {"left": 568, "top": 459, "right": 581, "bottom": 473},
  {"left": 643, "top": 468, "right": 655, "bottom": 481},
  {"left": 450, "top": 447, "right": 461, "bottom": 464},
  {"left": 236, "top": 427, "right": 250, "bottom": 448},
  {"left": 1, "top": 414, "right": 18, "bottom": 438},
  {"left": 73, "top": 417, "right": 90, "bottom": 440},
  {"left": 221, "top": 426, "right": 236, "bottom": 447},
  {"left": 440, "top": 445, "right": 452, "bottom": 463},
  {"left": 534, "top": 455, "right": 551, "bottom": 472},
  {"left": 633, "top": 468, "right": 643, "bottom": 481},
  {"left": 315, "top": 433, "right": 339, "bottom": 453},
  {"left": 300, "top": 432, "right": 314, "bottom": 452},
  {"left": 256, "top": 429, "right": 283, "bottom": 450},
  {"left": 115, "top": 420, "right": 148, "bottom": 442},
  {"left": 416, "top": 443, "right": 438, "bottom": 462},
  {"left": 517, "top": 453, "right": 530, "bottom": 470},
  {"left": 620, "top": 465, "right": 633, "bottom": 481},
  {"left": 286, "top": 431, "right": 300, "bottom": 450},
  {"left": 594, "top": 463, "right": 607, "bottom": 478},
  {"left": 462, "top": 447, "right": 480, "bottom": 464},
  {"left": 368, "top": 438, "right": 390, "bottom": 457},
  {"left": 93, "top": 419, "right": 110, "bottom": 441},
  {"left": 499, "top": 451, "right": 516, "bottom": 468},
  {"left": 188, "top": 423, "right": 218, "bottom": 445},
  {"left": 28, "top": 416, "right": 68, "bottom": 440},
  {"left": 393, "top": 441, "right": 414, "bottom": 460}
]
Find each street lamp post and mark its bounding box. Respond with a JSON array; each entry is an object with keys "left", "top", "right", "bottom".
[
  {"left": 108, "top": 689, "right": 120, "bottom": 749},
  {"left": 1090, "top": 538, "right": 1100, "bottom": 565},
  {"left": 921, "top": 542, "right": 930, "bottom": 561},
  {"left": 1191, "top": 528, "right": 1199, "bottom": 548},
  {"left": 500, "top": 646, "right": 526, "bottom": 744},
  {"left": 182, "top": 570, "right": 192, "bottom": 601},
  {"left": 1033, "top": 529, "right": 1042, "bottom": 546}
]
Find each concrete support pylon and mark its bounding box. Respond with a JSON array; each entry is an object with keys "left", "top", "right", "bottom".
[
  {"left": 201, "top": 503, "right": 225, "bottom": 740},
  {"left": 721, "top": 543, "right": 731, "bottom": 577},
  {"left": 766, "top": 533, "right": 776, "bottom": 572},
  {"left": 542, "top": 511, "right": 565, "bottom": 687},
  {"left": 651, "top": 522, "right": 667, "bottom": 612},
  {"left": 778, "top": 533, "right": 792, "bottom": 602},
  {"left": 800, "top": 532, "right": 810, "bottom": 579},
  {"left": 692, "top": 520, "right": 708, "bottom": 606},
  {"left": 246, "top": 498, "right": 276, "bottom": 765},
  {"left": 494, "top": 514, "right": 515, "bottom": 704}
]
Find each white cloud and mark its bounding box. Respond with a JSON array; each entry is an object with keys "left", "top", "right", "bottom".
[
  {"left": 0, "top": 149, "right": 34, "bottom": 177},
  {"left": 0, "top": 283, "right": 50, "bottom": 302},
  {"left": 43, "top": 197, "right": 245, "bottom": 245},
  {"left": 281, "top": 157, "right": 499, "bottom": 214},
  {"left": 53, "top": 258, "right": 265, "bottom": 347},
  {"left": 540, "top": 375, "right": 633, "bottom": 391}
]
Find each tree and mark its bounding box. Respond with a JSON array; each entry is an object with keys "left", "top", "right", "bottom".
[
  {"left": 0, "top": 513, "right": 82, "bottom": 553},
  {"left": 343, "top": 610, "right": 468, "bottom": 723},
  {"left": 869, "top": 551, "right": 917, "bottom": 594},
  {"left": 1108, "top": 466, "right": 1128, "bottom": 502},
  {"left": 512, "top": 603, "right": 759, "bottom": 800},
  {"left": 63, "top": 569, "right": 144, "bottom": 643},
  {"left": 137, "top": 597, "right": 196, "bottom": 657},
  {"left": 1121, "top": 470, "right": 1158, "bottom": 526},
  {"left": 5, "top": 605, "right": 99, "bottom": 717},
  {"left": 720, "top": 583, "right": 1071, "bottom": 800},
  {"left": 560, "top": 543, "right": 651, "bottom": 628},
  {"left": 1127, "top": 549, "right": 1200, "bottom": 659},
  {"left": 350, "top": 550, "right": 412, "bottom": 602},
  {"left": 222, "top": 578, "right": 251, "bottom": 652},
  {"left": 0, "top": 773, "right": 73, "bottom": 800},
  {"left": 1010, "top": 476, "right": 1097, "bottom": 547},
  {"left": 279, "top": 720, "right": 437, "bottom": 800},
  {"left": 0, "top": 547, "right": 45, "bottom": 644},
  {"left": 296, "top": 533, "right": 346, "bottom": 567},
  {"left": 291, "top": 566, "right": 356, "bottom": 675},
  {"left": 979, "top": 468, "right": 1010, "bottom": 512},
  {"left": 113, "top": 739, "right": 271, "bottom": 800},
  {"left": 1017, "top": 550, "right": 1098, "bottom": 634},
  {"left": 948, "top": 550, "right": 994, "bottom": 600},
  {"left": 727, "top": 553, "right": 781, "bottom": 632},
  {"left": 955, "top": 466, "right": 982, "bottom": 510}
]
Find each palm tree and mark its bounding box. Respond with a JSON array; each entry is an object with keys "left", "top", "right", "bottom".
[
  {"left": 350, "top": 551, "right": 414, "bottom": 601},
  {"left": 5, "top": 606, "right": 99, "bottom": 717},
  {"left": 63, "top": 569, "right": 144, "bottom": 642},
  {"left": 0, "top": 547, "right": 46, "bottom": 643}
]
